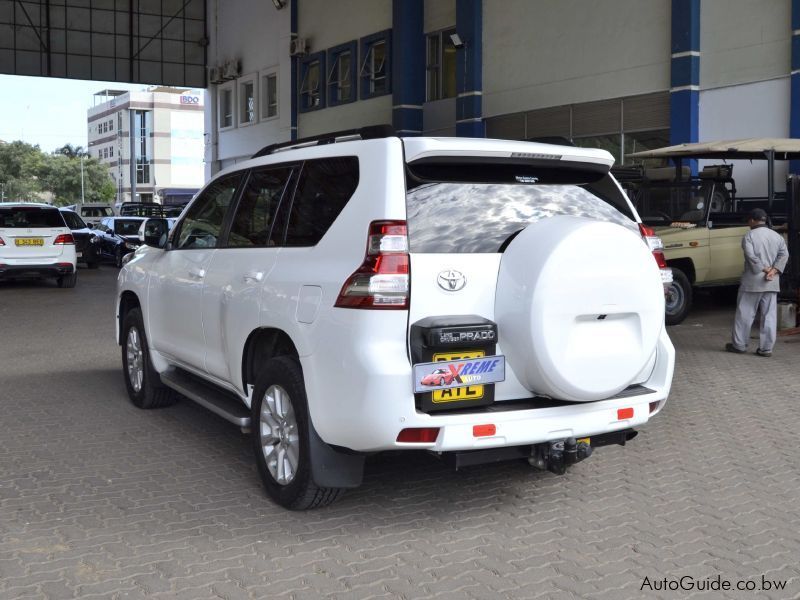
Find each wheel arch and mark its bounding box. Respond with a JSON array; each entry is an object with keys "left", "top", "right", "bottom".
[
  {"left": 242, "top": 327, "right": 300, "bottom": 393},
  {"left": 117, "top": 290, "right": 141, "bottom": 345},
  {"left": 666, "top": 258, "right": 695, "bottom": 284}
]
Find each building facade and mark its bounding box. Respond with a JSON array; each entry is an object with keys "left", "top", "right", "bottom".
[
  {"left": 87, "top": 87, "right": 205, "bottom": 206},
  {"left": 205, "top": 0, "right": 799, "bottom": 197}
]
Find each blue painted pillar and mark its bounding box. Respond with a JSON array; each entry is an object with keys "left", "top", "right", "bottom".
[
  {"left": 790, "top": 0, "right": 800, "bottom": 174},
  {"left": 392, "top": 0, "right": 424, "bottom": 136},
  {"left": 290, "top": 0, "right": 298, "bottom": 140},
  {"left": 670, "top": 0, "right": 700, "bottom": 157},
  {"left": 455, "top": 0, "right": 484, "bottom": 137}
]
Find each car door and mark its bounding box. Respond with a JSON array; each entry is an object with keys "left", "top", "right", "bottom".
[
  {"left": 147, "top": 172, "right": 243, "bottom": 371},
  {"left": 202, "top": 165, "right": 295, "bottom": 387},
  {"left": 95, "top": 218, "right": 114, "bottom": 258}
]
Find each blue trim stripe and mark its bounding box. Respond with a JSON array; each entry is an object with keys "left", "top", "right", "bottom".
[
  {"left": 670, "top": 0, "right": 700, "bottom": 159},
  {"left": 670, "top": 54, "right": 700, "bottom": 88},
  {"left": 791, "top": 0, "right": 800, "bottom": 173},
  {"left": 671, "top": 0, "right": 700, "bottom": 53},
  {"left": 290, "top": 0, "right": 298, "bottom": 140},
  {"left": 455, "top": 0, "right": 484, "bottom": 137},
  {"left": 392, "top": 0, "right": 424, "bottom": 135}
]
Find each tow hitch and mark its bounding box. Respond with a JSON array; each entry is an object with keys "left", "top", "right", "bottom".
[{"left": 528, "top": 429, "right": 638, "bottom": 474}]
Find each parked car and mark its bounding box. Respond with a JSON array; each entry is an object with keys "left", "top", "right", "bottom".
[
  {"left": 0, "top": 203, "right": 77, "bottom": 287},
  {"left": 63, "top": 203, "right": 115, "bottom": 226},
  {"left": 59, "top": 208, "right": 100, "bottom": 269},
  {"left": 420, "top": 368, "right": 456, "bottom": 387},
  {"left": 93, "top": 216, "right": 146, "bottom": 267},
  {"left": 116, "top": 127, "right": 675, "bottom": 510}
]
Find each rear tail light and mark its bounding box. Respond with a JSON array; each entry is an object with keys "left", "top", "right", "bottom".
[
  {"left": 617, "top": 407, "right": 634, "bottom": 420},
  {"left": 397, "top": 427, "right": 440, "bottom": 443},
  {"left": 335, "top": 220, "right": 409, "bottom": 309},
  {"left": 638, "top": 224, "right": 667, "bottom": 269},
  {"left": 53, "top": 234, "right": 75, "bottom": 245},
  {"left": 0, "top": 236, "right": 4, "bottom": 246}
]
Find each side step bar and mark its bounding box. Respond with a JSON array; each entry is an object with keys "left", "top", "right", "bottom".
[{"left": 161, "top": 369, "right": 251, "bottom": 427}]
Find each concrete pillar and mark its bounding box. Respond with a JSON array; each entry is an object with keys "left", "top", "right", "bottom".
[
  {"left": 670, "top": 0, "right": 700, "bottom": 156},
  {"left": 391, "top": 0, "right": 424, "bottom": 136},
  {"left": 455, "top": 0, "right": 483, "bottom": 138}
]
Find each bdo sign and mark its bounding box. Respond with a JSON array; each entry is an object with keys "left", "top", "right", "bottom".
[{"left": 180, "top": 95, "right": 200, "bottom": 105}]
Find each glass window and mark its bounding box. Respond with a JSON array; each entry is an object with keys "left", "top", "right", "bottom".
[
  {"left": 426, "top": 29, "right": 457, "bottom": 101},
  {"left": 299, "top": 57, "right": 323, "bottom": 110},
  {"left": 109, "top": 120, "right": 113, "bottom": 131},
  {"left": 219, "top": 86, "right": 234, "bottom": 128},
  {"left": 227, "top": 167, "right": 292, "bottom": 248},
  {"left": 239, "top": 79, "right": 256, "bottom": 125},
  {"left": 0, "top": 207, "right": 66, "bottom": 228},
  {"left": 60, "top": 211, "right": 86, "bottom": 230},
  {"left": 327, "top": 44, "right": 356, "bottom": 105},
  {"left": 360, "top": 36, "right": 388, "bottom": 96},
  {"left": 114, "top": 219, "right": 145, "bottom": 236},
  {"left": 279, "top": 157, "right": 359, "bottom": 247},
  {"left": 405, "top": 168, "right": 636, "bottom": 254},
  {"left": 261, "top": 72, "right": 278, "bottom": 119},
  {"left": 176, "top": 173, "right": 241, "bottom": 249}
]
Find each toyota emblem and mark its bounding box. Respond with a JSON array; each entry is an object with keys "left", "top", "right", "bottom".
[{"left": 437, "top": 269, "right": 466, "bottom": 292}]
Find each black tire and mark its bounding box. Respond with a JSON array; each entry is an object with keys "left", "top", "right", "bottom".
[
  {"left": 57, "top": 271, "right": 77, "bottom": 288},
  {"left": 120, "top": 307, "right": 176, "bottom": 409},
  {"left": 251, "top": 356, "right": 344, "bottom": 510},
  {"left": 438, "top": 377, "right": 445, "bottom": 386},
  {"left": 665, "top": 268, "right": 692, "bottom": 326}
]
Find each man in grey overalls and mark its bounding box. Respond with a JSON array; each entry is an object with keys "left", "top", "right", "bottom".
[{"left": 725, "top": 208, "right": 789, "bottom": 357}]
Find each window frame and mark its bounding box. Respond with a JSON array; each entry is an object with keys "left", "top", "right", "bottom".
[
  {"left": 359, "top": 30, "right": 392, "bottom": 100},
  {"left": 327, "top": 40, "right": 357, "bottom": 107},
  {"left": 172, "top": 171, "right": 245, "bottom": 251},
  {"left": 238, "top": 73, "right": 258, "bottom": 127},
  {"left": 259, "top": 68, "right": 279, "bottom": 121},
  {"left": 299, "top": 52, "right": 326, "bottom": 113},
  {"left": 426, "top": 28, "right": 457, "bottom": 102},
  {"left": 218, "top": 81, "right": 236, "bottom": 131}
]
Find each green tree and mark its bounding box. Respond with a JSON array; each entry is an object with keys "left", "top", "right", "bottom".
[
  {"left": 0, "top": 141, "right": 45, "bottom": 201},
  {"left": 41, "top": 154, "right": 115, "bottom": 206},
  {"left": 53, "top": 143, "right": 89, "bottom": 159}
]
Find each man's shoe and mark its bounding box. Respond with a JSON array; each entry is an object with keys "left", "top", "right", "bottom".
[
  {"left": 755, "top": 348, "right": 772, "bottom": 357},
  {"left": 725, "top": 343, "right": 746, "bottom": 354}
]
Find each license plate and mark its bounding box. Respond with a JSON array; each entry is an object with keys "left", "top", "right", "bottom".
[
  {"left": 15, "top": 238, "right": 44, "bottom": 246},
  {"left": 413, "top": 351, "right": 505, "bottom": 400}
]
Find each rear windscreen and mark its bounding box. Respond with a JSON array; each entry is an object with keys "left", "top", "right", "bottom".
[
  {"left": 406, "top": 175, "right": 638, "bottom": 254},
  {"left": 0, "top": 207, "right": 65, "bottom": 229},
  {"left": 114, "top": 219, "right": 143, "bottom": 235}
]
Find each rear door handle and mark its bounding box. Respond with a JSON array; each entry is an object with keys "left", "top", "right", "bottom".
[
  {"left": 188, "top": 268, "right": 205, "bottom": 279},
  {"left": 243, "top": 271, "right": 264, "bottom": 283}
]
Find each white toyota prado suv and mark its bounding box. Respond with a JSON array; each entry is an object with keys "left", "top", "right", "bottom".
[{"left": 116, "top": 127, "right": 675, "bottom": 510}]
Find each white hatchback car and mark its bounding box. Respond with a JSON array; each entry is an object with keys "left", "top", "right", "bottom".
[
  {"left": 0, "top": 203, "right": 78, "bottom": 287},
  {"left": 116, "top": 128, "right": 675, "bottom": 509}
]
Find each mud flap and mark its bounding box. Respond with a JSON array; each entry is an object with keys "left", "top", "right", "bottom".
[{"left": 308, "top": 421, "right": 365, "bottom": 488}]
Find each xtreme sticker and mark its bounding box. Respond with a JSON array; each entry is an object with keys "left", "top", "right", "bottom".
[{"left": 413, "top": 354, "right": 506, "bottom": 394}]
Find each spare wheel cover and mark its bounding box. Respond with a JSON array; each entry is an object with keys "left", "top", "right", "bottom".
[{"left": 495, "top": 215, "right": 664, "bottom": 401}]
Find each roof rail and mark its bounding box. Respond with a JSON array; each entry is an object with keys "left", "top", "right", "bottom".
[{"left": 251, "top": 124, "right": 396, "bottom": 158}]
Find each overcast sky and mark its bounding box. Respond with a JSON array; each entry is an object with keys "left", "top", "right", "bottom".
[{"left": 0, "top": 75, "right": 144, "bottom": 153}]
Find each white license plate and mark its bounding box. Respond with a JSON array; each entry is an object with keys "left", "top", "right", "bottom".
[{"left": 413, "top": 355, "right": 505, "bottom": 394}]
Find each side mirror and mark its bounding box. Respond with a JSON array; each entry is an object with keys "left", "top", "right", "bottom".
[
  {"left": 86, "top": 222, "right": 94, "bottom": 229},
  {"left": 139, "top": 218, "right": 169, "bottom": 249}
]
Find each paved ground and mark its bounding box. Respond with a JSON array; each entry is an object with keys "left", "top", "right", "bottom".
[{"left": 1, "top": 267, "right": 799, "bottom": 600}]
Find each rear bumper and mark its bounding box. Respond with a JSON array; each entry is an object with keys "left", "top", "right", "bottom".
[
  {"left": 303, "top": 316, "right": 675, "bottom": 453},
  {"left": 0, "top": 263, "right": 75, "bottom": 279}
]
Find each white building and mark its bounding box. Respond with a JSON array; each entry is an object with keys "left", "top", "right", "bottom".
[
  {"left": 204, "top": 0, "right": 800, "bottom": 197},
  {"left": 88, "top": 87, "right": 206, "bottom": 206}
]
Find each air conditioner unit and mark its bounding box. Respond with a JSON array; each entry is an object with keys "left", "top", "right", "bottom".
[
  {"left": 208, "top": 66, "right": 223, "bottom": 84},
  {"left": 289, "top": 37, "right": 308, "bottom": 57},
  {"left": 223, "top": 60, "right": 241, "bottom": 80}
]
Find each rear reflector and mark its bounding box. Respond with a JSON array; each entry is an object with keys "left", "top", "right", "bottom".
[
  {"left": 397, "top": 427, "right": 440, "bottom": 443},
  {"left": 617, "top": 407, "right": 634, "bottom": 420},
  {"left": 649, "top": 401, "right": 660, "bottom": 414},
  {"left": 53, "top": 234, "right": 75, "bottom": 245},
  {"left": 473, "top": 424, "right": 496, "bottom": 437}
]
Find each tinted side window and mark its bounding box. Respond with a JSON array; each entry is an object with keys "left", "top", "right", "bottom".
[
  {"left": 176, "top": 173, "right": 241, "bottom": 249},
  {"left": 280, "top": 157, "right": 359, "bottom": 247},
  {"left": 227, "top": 167, "right": 292, "bottom": 248}
]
